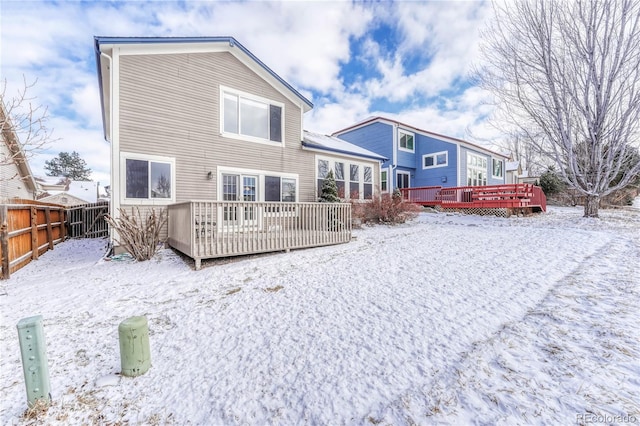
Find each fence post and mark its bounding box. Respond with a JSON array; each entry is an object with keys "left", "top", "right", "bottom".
[
  {"left": 1, "top": 204, "right": 9, "bottom": 279},
  {"left": 60, "top": 208, "right": 66, "bottom": 241},
  {"left": 44, "top": 208, "right": 53, "bottom": 250},
  {"left": 30, "top": 206, "right": 39, "bottom": 260}
]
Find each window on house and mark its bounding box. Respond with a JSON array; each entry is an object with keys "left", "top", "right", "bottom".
[
  {"left": 381, "top": 170, "right": 388, "bottom": 192},
  {"left": 317, "top": 159, "right": 329, "bottom": 197},
  {"left": 423, "top": 151, "right": 448, "bottom": 169},
  {"left": 492, "top": 158, "right": 504, "bottom": 178},
  {"left": 364, "top": 166, "right": 373, "bottom": 199},
  {"left": 335, "top": 162, "right": 345, "bottom": 198},
  {"left": 265, "top": 176, "right": 297, "bottom": 202},
  {"left": 222, "top": 174, "right": 239, "bottom": 201},
  {"left": 222, "top": 88, "right": 283, "bottom": 143},
  {"left": 467, "top": 153, "right": 488, "bottom": 186},
  {"left": 397, "top": 171, "right": 410, "bottom": 189},
  {"left": 350, "top": 164, "right": 360, "bottom": 198},
  {"left": 399, "top": 130, "right": 415, "bottom": 152},
  {"left": 123, "top": 154, "right": 174, "bottom": 202}
]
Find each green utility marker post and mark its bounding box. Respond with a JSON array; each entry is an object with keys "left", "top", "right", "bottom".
[
  {"left": 17, "top": 315, "right": 51, "bottom": 407},
  {"left": 118, "top": 316, "right": 151, "bottom": 377}
]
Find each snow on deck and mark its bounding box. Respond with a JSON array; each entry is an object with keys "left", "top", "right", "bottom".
[{"left": 0, "top": 206, "right": 638, "bottom": 424}]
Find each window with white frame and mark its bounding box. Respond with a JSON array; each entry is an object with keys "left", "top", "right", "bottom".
[
  {"left": 467, "top": 153, "right": 488, "bottom": 186},
  {"left": 398, "top": 129, "right": 415, "bottom": 152},
  {"left": 221, "top": 171, "right": 297, "bottom": 203},
  {"left": 265, "top": 176, "right": 296, "bottom": 202},
  {"left": 316, "top": 157, "right": 375, "bottom": 200},
  {"left": 423, "top": 151, "right": 448, "bottom": 169},
  {"left": 363, "top": 166, "right": 373, "bottom": 199},
  {"left": 317, "top": 159, "right": 329, "bottom": 197},
  {"left": 492, "top": 158, "right": 504, "bottom": 179},
  {"left": 121, "top": 153, "right": 175, "bottom": 203},
  {"left": 334, "top": 162, "right": 345, "bottom": 198},
  {"left": 397, "top": 171, "right": 410, "bottom": 189},
  {"left": 381, "top": 170, "right": 388, "bottom": 192},
  {"left": 221, "top": 87, "right": 283, "bottom": 144},
  {"left": 350, "top": 164, "right": 360, "bottom": 199}
]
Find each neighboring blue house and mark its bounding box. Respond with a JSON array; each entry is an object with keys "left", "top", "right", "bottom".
[{"left": 332, "top": 116, "right": 508, "bottom": 192}]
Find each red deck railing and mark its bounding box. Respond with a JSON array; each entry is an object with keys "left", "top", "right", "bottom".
[{"left": 400, "top": 184, "right": 546, "bottom": 212}]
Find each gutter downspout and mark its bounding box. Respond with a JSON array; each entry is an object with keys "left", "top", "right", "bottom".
[
  {"left": 99, "top": 51, "right": 116, "bottom": 252},
  {"left": 391, "top": 123, "right": 398, "bottom": 192}
]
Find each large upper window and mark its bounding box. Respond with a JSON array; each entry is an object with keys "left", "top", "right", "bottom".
[
  {"left": 398, "top": 129, "right": 415, "bottom": 152},
  {"left": 423, "top": 151, "right": 448, "bottom": 169},
  {"left": 221, "top": 87, "right": 283, "bottom": 144},
  {"left": 121, "top": 153, "right": 175, "bottom": 203}
]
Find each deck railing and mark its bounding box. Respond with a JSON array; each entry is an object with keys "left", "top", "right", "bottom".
[
  {"left": 400, "top": 184, "right": 546, "bottom": 211},
  {"left": 168, "top": 201, "right": 351, "bottom": 269},
  {"left": 401, "top": 186, "right": 442, "bottom": 205}
]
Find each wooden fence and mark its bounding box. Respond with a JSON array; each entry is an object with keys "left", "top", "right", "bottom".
[
  {"left": 67, "top": 201, "right": 109, "bottom": 238},
  {"left": 0, "top": 202, "right": 66, "bottom": 279}
]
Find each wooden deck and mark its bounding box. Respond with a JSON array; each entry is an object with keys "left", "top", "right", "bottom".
[
  {"left": 400, "top": 184, "right": 547, "bottom": 213},
  {"left": 167, "top": 201, "right": 351, "bottom": 269}
]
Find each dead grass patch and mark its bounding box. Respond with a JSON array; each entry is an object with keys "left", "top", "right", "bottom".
[
  {"left": 21, "top": 399, "right": 50, "bottom": 421},
  {"left": 225, "top": 288, "right": 241, "bottom": 296}
]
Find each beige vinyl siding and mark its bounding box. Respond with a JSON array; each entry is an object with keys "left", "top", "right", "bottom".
[{"left": 118, "top": 52, "right": 314, "bottom": 209}]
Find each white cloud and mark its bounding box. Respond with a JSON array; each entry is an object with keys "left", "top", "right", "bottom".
[
  {"left": 152, "top": 1, "right": 374, "bottom": 93},
  {"left": 1, "top": 0, "right": 506, "bottom": 186}
]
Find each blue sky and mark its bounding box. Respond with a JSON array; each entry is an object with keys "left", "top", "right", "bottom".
[{"left": 1, "top": 0, "right": 498, "bottom": 185}]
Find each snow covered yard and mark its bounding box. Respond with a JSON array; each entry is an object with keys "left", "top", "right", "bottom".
[{"left": 0, "top": 206, "right": 638, "bottom": 425}]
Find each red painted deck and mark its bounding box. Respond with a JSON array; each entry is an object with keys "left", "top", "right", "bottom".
[{"left": 400, "top": 184, "right": 547, "bottom": 212}]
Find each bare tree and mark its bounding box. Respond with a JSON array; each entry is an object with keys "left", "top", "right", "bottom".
[
  {"left": 476, "top": 0, "right": 640, "bottom": 217},
  {"left": 1, "top": 77, "right": 56, "bottom": 181}
]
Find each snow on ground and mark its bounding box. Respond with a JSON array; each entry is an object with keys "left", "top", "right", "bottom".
[{"left": 0, "top": 206, "right": 638, "bottom": 425}]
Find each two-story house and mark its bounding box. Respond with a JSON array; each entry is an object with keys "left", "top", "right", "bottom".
[
  {"left": 94, "top": 36, "right": 383, "bottom": 265},
  {"left": 332, "top": 117, "right": 508, "bottom": 193}
]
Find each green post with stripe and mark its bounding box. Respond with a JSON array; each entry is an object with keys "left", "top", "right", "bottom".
[{"left": 17, "top": 315, "right": 51, "bottom": 407}]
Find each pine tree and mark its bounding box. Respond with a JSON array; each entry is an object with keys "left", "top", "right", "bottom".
[
  {"left": 44, "top": 151, "right": 92, "bottom": 180},
  {"left": 319, "top": 170, "right": 340, "bottom": 202}
]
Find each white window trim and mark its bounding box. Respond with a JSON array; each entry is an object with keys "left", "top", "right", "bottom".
[
  {"left": 467, "top": 152, "right": 488, "bottom": 186},
  {"left": 380, "top": 168, "right": 389, "bottom": 193},
  {"left": 216, "top": 166, "right": 299, "bottom": 203},
  {"left": 315, "top": 155, "right": 376, "bottom": 201},
  {"left": 398, "top": 129, "right": 415, "bottom": 153},
  {"left": 219, "top": 85, "right": 285, "bottom": 147},
  {"left": 396, "top": 170, "right": 411, "bottom": 189},
  {"left": 120, "top": 152, "right": 176, "bottom": 205},
  {"left": 422, "top": 151, "right": 449, "bottom": 169},
  {"left": 492, "top": 158, "right": 504, "bottom": 179}
]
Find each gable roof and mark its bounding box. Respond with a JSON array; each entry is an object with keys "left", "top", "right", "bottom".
[
  {"left": 302, "top": 131, "right": 387, "bottom": 162},
  {"left": 332, "top": 116, "right": 509, "bottom": 159},
  {"left": 0, "top": 100, "right": 39, "bottom": 194},
  {"left": 94, "top": 36, "right": 314, "bottom": 140}
]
